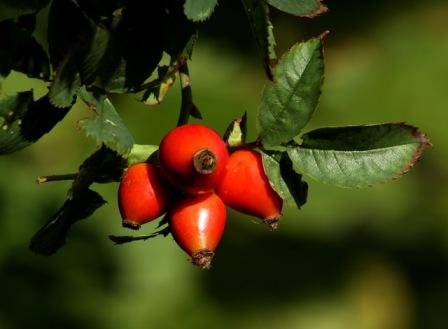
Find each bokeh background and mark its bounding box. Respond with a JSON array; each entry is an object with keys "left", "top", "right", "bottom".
[{"left": 1, "top": 0, "right": 448, "bottom": 328}]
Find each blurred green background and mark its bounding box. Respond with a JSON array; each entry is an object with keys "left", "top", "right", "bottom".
[{"left": 1, "top": 1, "right": 448, "bottom": 328}]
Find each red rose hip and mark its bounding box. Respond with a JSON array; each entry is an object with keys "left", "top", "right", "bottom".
[
  {"left": 118, "top": 163, "right": 174, "bottom": 229},
  {"left": 158, "top": 124, "right": 229, "bottom": 194},
  {"left": 169, "top": 193, "right": 226, "bottom": 269},
  {"left": 216, "top": 149, "right": 283, "bottom": 229}
]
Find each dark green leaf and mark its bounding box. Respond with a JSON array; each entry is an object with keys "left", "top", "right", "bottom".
[
  {"left": 47, "top": 0, "right": 91, "bottom": 67},
  {"left": 79, "top": 25, "right": 111, "bottom": 85},
  {"left": 70, "top": 145, "right": 126, "bottom": 194},
  {"left": 163, "top": 6, "right": 197, "bottom": 59},
  {"left": 30, "top": 146, "right": 125, "bottom": 255},
  {"left": 241, "top": 0, "right": 276, "bottom": 80},
  {"left": 0, "top": 91, "right": 71, "bottom": 154},
  {"left": 47, "top": 0, "right": 92, "bottom": 105},
  {"left": 287, "top": 123, "right": 431, "bottom": 188},
  {"left": 0, "top": 18, "right": 50, "bottom": 79},
  {"left": 29, "top": 189, "right": 106, "bottom": 255},
  {"left": 49, "top": 52, "right": 80, "bottom": 107},
  {"left": 98, "top": 2, "right": 183, "bottom": 93},
  {"left": 48, "top": 0, "right": 118, "bottom": 90},
  {"left": 95, "top": 2, "right": 196, "bottom": 94},
  {"left": 223, "top": 113, "right": 247, "bottom": 148},
  {"left": 78, "top": 88, "right": 134, "bottom": 155},
  {"left": 261, "top": 151, "right": 308, "bottom": 208},
  {"left": 184, "top": 0, "right": 218, "bottom": 22},
  {"left": 76, "top": 0, "right": 124, "bottom": 23},
  {"left": 0, "top": 0, "right": 50, "bottom": 21},
  {"left": 109, "top": 227, "right": 170, "bottom": 245},
  {"left": 258, "top": 36, "right": 325, "bottom": 147},
  {"left": 119, "top": 2, "right": 164, "bottom": 90},
  {"left": 267, "top": 0, "right": 327, "bottom": 17},
  {"left": 37, "top": 146, "right": 126, "bottom": 184}
]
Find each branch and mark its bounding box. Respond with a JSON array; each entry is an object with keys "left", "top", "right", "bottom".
[
  {"left": 177, "top": 63, "right": 199, "bottom": 126},
  {"left": 36, "top": 173, "right": 78, "bottom": 184}
]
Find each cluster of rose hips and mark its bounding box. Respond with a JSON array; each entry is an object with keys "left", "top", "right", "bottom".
[{"left": 118, "top": 124, "right": 282, "bottom": 269}]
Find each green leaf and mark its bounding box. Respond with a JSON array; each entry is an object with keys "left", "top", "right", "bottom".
[
  {"left": 184, "top": 0, "right": 218, "bottom": 22},
  {"left": 142, "top": 66, "right": 176, "bottom": 106},
  {"left": 0, "top": 91, "right": 71, "bottom": 154},
  {"left": 287, "top": 123, "right": 431, "bottom": 188},
  {"left": 257, "top": 36, "right": 325, "bottom": 147},
  {"left": 126, "top": 144, "right": 159, "bottom": 167},
  {"left": 223, "top": 112, "right": 247, "bottom": 148},
  {"left": 49, "top": 52, "right": 81, "bottom": 107},
  {"left": 29, "top": 189, "right": 106, "bottom": 255},
  {"left": 0, "top": 17, "right": 50, "bottom": 79},
  {"left": 267, "top": 0, "right": 327, "bottom": 17},
  {"left": 261, "top": 151, "right": 308, "bottom": 208},
  {"left": 241, "top": 0, "right": 276, "bottom": 80},
  {"left": 78, "top": 88, "right": 134, "bottom": 155},
  {"left": 79, "top": 24, "right": 111, "bottom": 85}
]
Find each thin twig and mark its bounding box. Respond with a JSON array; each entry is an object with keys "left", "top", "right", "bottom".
[
  {"left": 36, "top": 173, "right": 78, "bottom": 184},
  {"left": 109, "top": 227, "right": 170, "bottom": 245}
]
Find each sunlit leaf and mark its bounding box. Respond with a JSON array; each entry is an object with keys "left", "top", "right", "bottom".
[
  {"left": 223, "top": 113, "right": 247, "bottom": 148},
  {"left": 126, "top": 144, "right": 159, "bottom": 166},
  {"left": 287, "top": 123, "right": 431, "bottom": 188},
  {"left": 184, "top": 0, "right": 218, "bottom": 22},
  {"left": 258, "top": 36, "right": 325, "bottom": 146},
  {"left": 78, "top": 88, "right": 134, "bottom": 155},
  {"left": 267, "top": 0, "right": 327, "bottom": 17},
  {"left": 142, "top": 66, "right": 176, "bottom": 106}
]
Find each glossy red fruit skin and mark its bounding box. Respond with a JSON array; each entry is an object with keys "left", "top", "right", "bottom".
[
  {"left": 216, "top": 149, "right": 283, "bottom": 228},
  {"left": 169, "top": 193, "right": 226, "bottom": 269},
  {"left": 158, "top": 124, "right": 229, "bottom": 194},
  {"left": 118, "top": 163, "right": 174, "bottom": 229}
]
